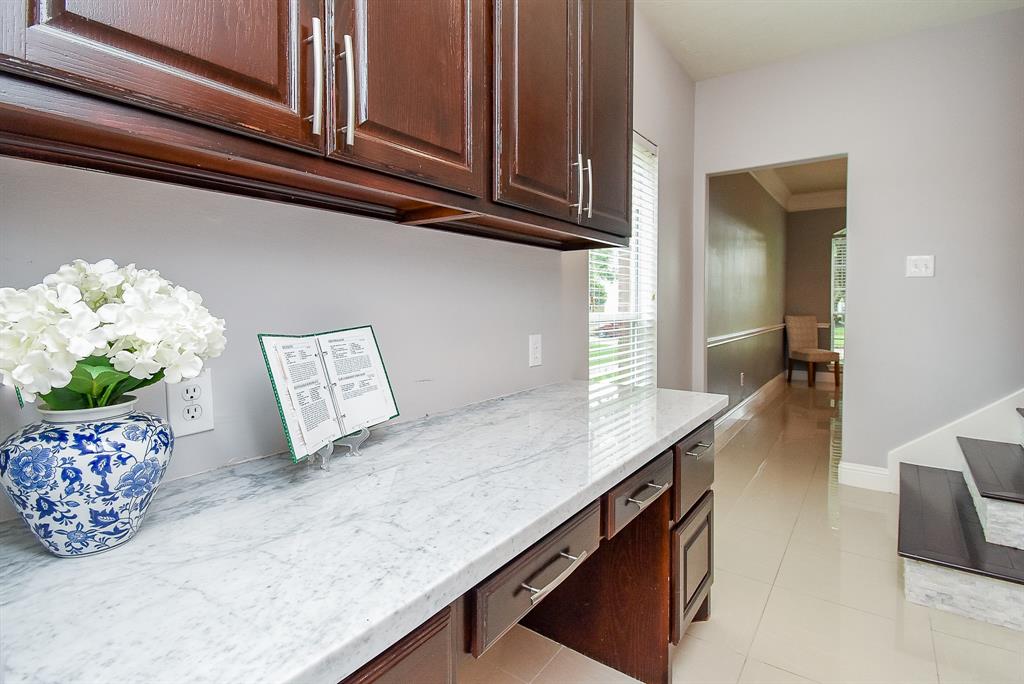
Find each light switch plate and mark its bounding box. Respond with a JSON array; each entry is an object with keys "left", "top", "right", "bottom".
[
  {"left": 528, "top": 334, "right": 542, "bottom": 367},
  {"left": 905, "top": 255, "right": 935, "bottom": 278},
  {"left": 166, "top": 368, "right": 215, "bottom": 437}
]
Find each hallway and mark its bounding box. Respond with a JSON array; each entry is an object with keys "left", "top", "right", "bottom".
[{"left": 677, "top": 385, "right": 1024, "bottom": 683}]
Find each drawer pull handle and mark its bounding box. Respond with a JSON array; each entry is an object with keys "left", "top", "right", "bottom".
[
  {"left": 626, "top": 481, "right": 669, "bottom": 511},
  {"left": 685, "top": 442, "right": 713, "bottom": 459},
  {"left": 520, "top": 550, "right": 589, "bottom": 605}
]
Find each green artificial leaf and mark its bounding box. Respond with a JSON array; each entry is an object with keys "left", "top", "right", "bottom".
[{"left": 39, "top": 387, "right": 91, "bottom": 411}]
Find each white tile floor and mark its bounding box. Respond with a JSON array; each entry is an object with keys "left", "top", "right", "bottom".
[{"left": 462, "top": 385, "right": 1024, "bottom": 683}]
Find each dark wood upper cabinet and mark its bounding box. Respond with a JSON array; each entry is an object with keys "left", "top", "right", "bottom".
[
  {"left": 0, "top": 0, "right": 323, "bottom": 150},
  {"left": 580, "top": 0, "right": 633, "bottom": 237},
  {"left": 494, "top": 0, "right": 582, "bottom": 222},
  {"left": 328, "top": 0, "right": 487, "bottom": 196}
]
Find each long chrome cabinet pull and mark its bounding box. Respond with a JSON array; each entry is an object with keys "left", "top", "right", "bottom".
[
  {"left": 570, "top": 153, "right": 583, "bottom": 217},
  {"left": 303, "top": 17, "right": 324, "bottom": 136},
  {"left": 626, "top": 480, "right": 669, "bottom": 511},
  {"left": 585, "top": 157, "right": 594, "bottom": 218},
  {"left": 520, "top": 549, "right": 589, "bottom": 605},
  {"left": 338, "top": 33, "right": 356, "bottom": 147},
  {"left": 685, "top": 442, "right": 713, "bottom": 459}
]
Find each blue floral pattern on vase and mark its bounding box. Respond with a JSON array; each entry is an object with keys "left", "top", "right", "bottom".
[{"left": 0, "top": 410, "right": 173, "bottom": 557}]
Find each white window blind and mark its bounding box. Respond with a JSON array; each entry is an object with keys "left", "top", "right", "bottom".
[{"left": 588, "top": 134, "right": 658, "bottom": 388}]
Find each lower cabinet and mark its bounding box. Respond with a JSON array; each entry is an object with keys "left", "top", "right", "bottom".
[
  {"left": 342, "top": 607, "right": 453, "bottom": 684},
  {"left": 670, "top": 491, "right": 714, "bottom": 645}
]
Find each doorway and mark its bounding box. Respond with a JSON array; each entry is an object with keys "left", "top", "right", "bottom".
[{"left": 704, "top": 155, "right": 847, "bottom": 415}]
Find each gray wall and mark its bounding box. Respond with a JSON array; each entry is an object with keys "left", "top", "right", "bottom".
[
  {"left": 0, "top": 156, "right": 581, "bottom": 520},
  {"left": 786, "top": 207, "right": 847, "bottom": 350},
  {"left": 693, "top": 9, "right": 1024, "bottom": 468},
  {"left": 706, "top": 173, "right": 787, "bottom": 411}
]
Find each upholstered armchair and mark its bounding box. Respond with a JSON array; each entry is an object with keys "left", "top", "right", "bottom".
[{"left": 784, "top": 315, "right": 840, "bottom": 387}]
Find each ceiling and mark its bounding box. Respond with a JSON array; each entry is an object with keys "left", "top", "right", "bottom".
[
  {"left": 774, "top": 158, "right": 847, "bottom": 194},
  {"left": 637, "top": 0, "right": 1024, "bottom": 80},
  {"left": 748, "top": 157, "right": 848, "bottom": 212}
]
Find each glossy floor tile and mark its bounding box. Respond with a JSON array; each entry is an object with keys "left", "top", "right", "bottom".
[{"left": 465, "top": 385, "right": 1024, "bottom": 683}]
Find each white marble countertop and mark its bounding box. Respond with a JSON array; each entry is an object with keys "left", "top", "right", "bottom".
[{"left": 0, "top": 381, "right": 726, "bottom": 684}]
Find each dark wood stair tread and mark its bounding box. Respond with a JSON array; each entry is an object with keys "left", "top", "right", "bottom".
[
  {"left": 957, "top": 437, "right": 1024, "bottom": 504},
  {"left": 898, "top": 463, "right": 1024, "bottom": 584}
]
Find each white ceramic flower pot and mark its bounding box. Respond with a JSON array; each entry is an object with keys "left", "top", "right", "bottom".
[{"left": 0, "top": 396, "right": 175, "bottom": 557}]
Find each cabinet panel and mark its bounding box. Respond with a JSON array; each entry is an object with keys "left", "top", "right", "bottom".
[
  {"left": 673, "top": 420, "right": 715, "bottom": 523},
  {"left": 671, "top": 491, "right": 714, "bottom": 644},
  {"left": 494, "top": 0, "right": 581, "bottom": 220},
  {"left": 329, "top": 0, "right": 487, "bottom": 196},
  {"left": 0, "top": 0, "right": 321, "bottom": 149},
  {"left": 343, "top": 606, "right": 453, "bottom": 684},
  {"left": 580, "top": 0, "right": 632, "bottom": 236}
]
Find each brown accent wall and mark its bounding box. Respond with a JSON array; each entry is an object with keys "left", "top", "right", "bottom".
[
  {"left": 706, "top": 173, "right": 787, "bottom": 411},
  {"left": 785, "top": 207, "right": 846, "bottom": 350}
]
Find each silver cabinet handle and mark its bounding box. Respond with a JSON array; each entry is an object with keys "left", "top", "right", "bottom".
[
  {"left": 338, "top": 33, "right": 356, "bottom": 146},
  {"left": 303, "top": 17, "right": 324, "bottom": 136},
  {"left": 685, "top": 442, "right": 713, "bottom": 459},
  {"left": 585, "top": 158, "right": 594, "bottom": 218},
  {"left": 520, "top": 549, "right": 588, "bottom": 605},
  {"left": 570, "top": 153, "right": 583, "bottom": 217},
  {"left": 626, "top": 480, "right": 670, "bottom": 511}
]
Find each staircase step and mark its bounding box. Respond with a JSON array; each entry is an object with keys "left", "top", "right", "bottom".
[
  {"left": 898, "top": 463, "right": 1023, "bottom": 582},
  {"left": 1017, "top": 407, "right": 1024, "bottom": 419},
  {"left": 958, "top": 437, "right": 1024, "bottom": 503},
  {"left": 898, "top": 463, "right": 1024, "bottom": 630}
]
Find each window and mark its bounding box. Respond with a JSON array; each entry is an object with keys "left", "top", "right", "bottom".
[
  {"left": 588, "top": 134, "right": 658, "bottom": 388},
  {"left": 830, "top": 228, "right": 847, "bottom": 360}
]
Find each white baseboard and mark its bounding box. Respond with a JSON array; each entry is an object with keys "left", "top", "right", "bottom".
[
  {"left": 788, "top": 369, "right": 838, "bottom": 386},
  {"left": 716, "top": 372, "right": 787, "bottom": 425},
  {"left": 887, "top": 386, "right": 1024, "bottom": 493},
  {"left": 838, "top": 461, "right": 892, "bottom": 492}
]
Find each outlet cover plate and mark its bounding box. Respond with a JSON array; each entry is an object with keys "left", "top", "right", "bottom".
[
  {"left": 905, "top": 255, "right": 935, "bottom": 278},
  {"left": 529, "top": 334, "right": 542, "bottom": 367},
  {"left": 166, "top": 368, "right": 214, "bottom": 437}
]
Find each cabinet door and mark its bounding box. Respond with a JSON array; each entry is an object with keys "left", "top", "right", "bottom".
[
  {"left": 494, "top": 0, "right": 582, "bottom": 221},
  {"left": 343, "top": 607, "right": 453, "bottom": 684},
  {"left": 0, "top": 0, "right": 322, "bottom": 150},
  {"left": 580, "top": 0, "right": 632, "bottom": 237},
  {"left": 671, "top": 491, "right": 713, "bottom": 644},
  {"left": 329, "top": 0, "right": 487, "bottom": 196}
]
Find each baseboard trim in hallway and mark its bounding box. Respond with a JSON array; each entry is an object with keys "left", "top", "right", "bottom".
[{"left": 838, "top": 460, "right": 892, "bottom": 492}]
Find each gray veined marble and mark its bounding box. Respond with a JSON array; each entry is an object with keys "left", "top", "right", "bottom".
[{"left": 0, "top": 381, "right": 727, "bottom": 684}]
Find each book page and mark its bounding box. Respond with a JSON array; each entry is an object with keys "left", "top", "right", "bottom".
[
  {"left": 277, "top": 338, "right": 342, "bottom": 453},
  {"left": 318, "top": 327, "right": 398, "bottom": 433}
]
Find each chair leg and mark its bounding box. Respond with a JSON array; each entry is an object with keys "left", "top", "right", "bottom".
[
  {"left": 787, "top": 358, "right": 793, "bottom": 384},
  {"left": 833, "top": 362, "right": 841, "bottom": 388},
  {"left": 808, "top": 362, "right": 816, "bottom": 387}
]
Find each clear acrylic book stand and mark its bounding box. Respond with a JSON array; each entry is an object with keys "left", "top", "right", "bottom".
[{"left": 310, "top": 427, "right": 371, "bottom": 471}]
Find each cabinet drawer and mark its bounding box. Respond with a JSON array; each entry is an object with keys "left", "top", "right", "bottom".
[
  {"left": 671, "top": 491, "right": 714, "bottom": 644},
  {"left": 469, "top": 502, "right": 601, "bottom": 656},
  {"left": 673, "top": 421, "right": 715, "bottom": 522},
  {"left": 602, "top": 450, "right": 673, "bottom": 538},
  {"left": 343, "top": 606, "right": 453, "bottom": 684}
]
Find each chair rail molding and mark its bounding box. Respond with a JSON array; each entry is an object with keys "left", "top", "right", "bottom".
[{"left": 707, "top": 321, "right": 829, "bottom": 348}]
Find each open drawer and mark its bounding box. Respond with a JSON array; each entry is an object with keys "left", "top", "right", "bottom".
[{"left": 468, "top": 502, "right": 601, "bottom": 656}]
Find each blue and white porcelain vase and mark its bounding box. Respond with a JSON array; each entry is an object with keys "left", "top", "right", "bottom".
[{"left": 0, "top": 396, "right": 174, "bottom": 557}]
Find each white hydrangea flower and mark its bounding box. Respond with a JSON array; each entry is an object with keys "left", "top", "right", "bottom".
[{"left": 1, "top": 260, "right": 226, "bottom": 402}]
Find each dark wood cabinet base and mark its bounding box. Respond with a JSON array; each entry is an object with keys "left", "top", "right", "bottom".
[
  {"left": 522, "top": 494, "right": 672, "bottom": 684},
  {"left": 0, "top": 74, "right": 625, "bottom": 250}
]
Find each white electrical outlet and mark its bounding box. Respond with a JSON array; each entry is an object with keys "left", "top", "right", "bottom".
[
  {"left": 905, "top": 255, "right": 935, "bottom": 278},
  {"left": 740, "top": 372, "right": 745, "bottom": 387},
  {"left": 528, "top": 334, "right": 542, "bottom": 367},
  {"left": 167, "top": 368, "right": 215, "bottom": 437}
]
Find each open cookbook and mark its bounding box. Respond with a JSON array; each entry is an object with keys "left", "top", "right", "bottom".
[{"left": 258, "top": 326, "right": 399, "bottom": 461}]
